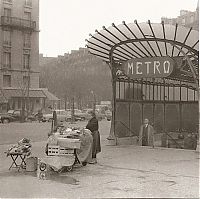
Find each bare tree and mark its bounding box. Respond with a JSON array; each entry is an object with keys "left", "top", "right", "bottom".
[{"left": 16, "top": 70, "right": 30, "bottom": 122}]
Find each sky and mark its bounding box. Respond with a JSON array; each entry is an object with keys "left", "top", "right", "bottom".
[{"left": 39, "top": 0, "right": 198, "bottom": 57}]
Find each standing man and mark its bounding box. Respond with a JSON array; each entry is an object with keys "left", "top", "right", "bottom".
[
  {"left": 86, "top": 111, "right": 101, "bottom": 164},
  {"left": 139, "top": 118, "right": 155, "bottom": 147}
]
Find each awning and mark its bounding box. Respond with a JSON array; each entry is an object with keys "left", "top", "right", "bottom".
[
  {"left": 86, "top": 21, "right": 199, "bottom": 84},
  {"left": 2, "top": 89, "right": 46, "bottom": 99},
  {"left": 41, "top": 89, "right": 60, "bottom": 101}
]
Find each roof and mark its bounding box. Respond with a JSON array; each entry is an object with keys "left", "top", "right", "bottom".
[
  {"left": 41, "top": 89, "right": 60, "bottom": 101},
  {"left": 86, "top": 21, "right": 199, "bottom": 84},
  {"left": 2, "top": 89, "right": 46, "bottom": 99}
]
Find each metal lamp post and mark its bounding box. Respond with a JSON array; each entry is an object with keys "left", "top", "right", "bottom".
[{"left": 91, "top": 90, "right": 96, "bottom": 112}]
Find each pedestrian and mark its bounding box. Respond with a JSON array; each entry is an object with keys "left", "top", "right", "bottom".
[
  {"left": 86, "top": 111, "right": 101, "bottom": 164},
  {"left": 36, "top": 109, "right": 43, "bottom": 123},
  {"left": 139, "top": 118, "right": 155, "bottom": 147}
]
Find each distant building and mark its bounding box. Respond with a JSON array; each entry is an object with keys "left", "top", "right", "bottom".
[
  {"left": 39, "top": 54, "right": 58, "bottom": 66},
  {"left": 0, "top": 0, "right": 59, "bottom": 113},
  {"left": 161, "top": 2, "right": 199, "bottom": 30},
  {"left": 39, "top": 47, "right": 112, "bottom": 109},
  {"left": 40, "top": 47, "right": 110, "bottom": 80}
]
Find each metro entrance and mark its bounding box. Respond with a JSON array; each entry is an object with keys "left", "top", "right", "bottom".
[{"left": 87, "top": 21, "right": 199, "bottom": 147}]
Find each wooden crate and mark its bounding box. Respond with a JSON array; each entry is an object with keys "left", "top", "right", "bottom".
[
  {"left": 57, "top": 138, "right": 81, "bottom": 149},
  {"left": 48, "top": 145, "right": 59, "bottom": 156},
  {"left": 59, "top": 148, "right": 74, "bottom": 155},
  {"left": 48, "top": 145, "right": 74, "bottom": 156}
]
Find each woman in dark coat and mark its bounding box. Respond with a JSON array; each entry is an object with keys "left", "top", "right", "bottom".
[{"left": 86, "top": 111, "right": 101, "bottom": 164}]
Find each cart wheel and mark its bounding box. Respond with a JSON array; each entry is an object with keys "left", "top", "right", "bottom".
[
  {"left": 58, "top": 167, "right": 65, "bottom": 173},
  {"left": 66, "top": 166, "right": 73, "bottom": 172},
  {"left": 82, "top": 162, "right": 87, "bottom": 166}
]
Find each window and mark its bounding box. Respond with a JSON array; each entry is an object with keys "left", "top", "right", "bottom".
[
  {"left": 182, "top": 18, "right": 186, "bottom": 25},
  {"left": 3, "top": 30, "right": 11, "bottom": 46},
  {"left": 24, "top": 11, "right": 31, "bottom": 20},
  {"left": 23, "top": 76, "right": 30, "bottom": 86},
  {"left": 4, "top": 8, "right": 11, "bottom": 16},
  {"left": 190, "top": 15, "right": 194, "bottom": 23},
  {"left": 3, "top": 75, "right": 11, "bottom": 87},
  {"left": 24, "top": 12, "right": 31, "bottom": 27},
  {"left": 25, "top": 0, "right": 32, "bottom": 7},
  {"left": 3, "top": 52, "right": 11, "bottom": 68},
  {"left": 23, "top": 54, "right": 30, "bottom": 69},
  {"left": 36, "top": 99, "right": 40, "bottom": 104},
  {"left": 24, "top": 33, "right": 31, "bottom": 48},
  {"left": 4, "top": 8, "right": 11, "bottom": 23}
]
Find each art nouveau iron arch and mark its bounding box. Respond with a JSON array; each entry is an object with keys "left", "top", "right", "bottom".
[{"left": 87, "top": 20, "right": 199, "bottom": 144}]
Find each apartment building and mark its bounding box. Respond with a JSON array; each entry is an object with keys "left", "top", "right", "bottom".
[
  {"left": 0, "top": 0, "right": 59, "bottom": 112},
  {"left": 39, "top": 48, "right": 112, "bottom": 109},
  {"left": 161, "top": 3, "right": 199, "bottom": 30}
]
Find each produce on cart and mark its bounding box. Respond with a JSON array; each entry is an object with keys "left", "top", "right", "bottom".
[{"left": 41, "top": 126, "right": 93, "bottom": 172}]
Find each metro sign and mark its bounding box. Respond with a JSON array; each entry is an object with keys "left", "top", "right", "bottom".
[{"left": 121, "top": 57, "right": 174, "bottom": 78}]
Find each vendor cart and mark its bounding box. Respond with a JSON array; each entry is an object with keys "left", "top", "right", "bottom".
[
  {"left": 38, "top": 117, "right": 93, "bottom": 178},
  {"left": 40, "top": 138, "right": 82, "bottom": 173}
]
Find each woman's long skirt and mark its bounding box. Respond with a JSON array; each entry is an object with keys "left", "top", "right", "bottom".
[{"left": 92, "top": 131, "right": 101, "bottom": 158}]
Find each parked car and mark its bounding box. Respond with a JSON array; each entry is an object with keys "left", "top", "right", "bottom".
[
  {"left": 65, "top": 111, "right": 84, "bottom": 122},
  {"left": 81, "top": 109, "right": 105, "bottom": 121},
  {"left": 0, "top": 112, "right": 15, "bottom": 123},
  {"left": 0, "top": 110, "right": 36, "bottom": 123},
  {"left": 74, "top": 109, "right": 91, "bottom": 121},
  {"left": 42, "top": 109, "right": 68, "bottom": 122}
]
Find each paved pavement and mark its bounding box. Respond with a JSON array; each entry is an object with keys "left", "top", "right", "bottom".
[{"left": 0, "top": 121, "right": 199, "bottom": 198}]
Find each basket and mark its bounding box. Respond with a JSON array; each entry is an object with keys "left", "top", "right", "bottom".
[{"left": 26, "top": 157, "right": 38, "bottom": 172}]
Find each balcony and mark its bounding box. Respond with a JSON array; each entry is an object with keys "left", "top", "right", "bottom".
[
  {"left": 1, "top": 16, "right": 36, "bottom": 31},
  {"left": 1, "top": 64, "right": 11, "bottom": 70},
  {"left": 3, "top": 41, "right": 11, "bottom": 47},
  {"left": 24, "top": 43, "right": 31, "bottom": 49}
]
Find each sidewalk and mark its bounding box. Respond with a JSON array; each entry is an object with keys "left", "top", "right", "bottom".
[{"left": 0, "top": 141, "right": 199, "bottom": 198}]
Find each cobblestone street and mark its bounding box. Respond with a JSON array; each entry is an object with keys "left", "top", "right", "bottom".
[{"left": 0, "top": 121, "right": 199, "bottom": 198}]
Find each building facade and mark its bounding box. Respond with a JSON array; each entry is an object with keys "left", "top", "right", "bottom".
[
  {"left": 39, "top": 48, "right": 112, "bottom": 110},
  {"left": 0, "top": 0, "right": 39, "bottom": 89},
  {"left": 161, "top": 3, "right": 199, "bottom": 30},
  {"left": 0, "top": 0, "right": 59, "bottom": 113}
]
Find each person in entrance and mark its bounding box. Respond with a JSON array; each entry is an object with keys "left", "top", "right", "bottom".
[
  {"left": 86, "top": 111, "right": 101, "bottom": 164},
  {"left": 139, "top": 119, "right": 155, "bottom": 147}
]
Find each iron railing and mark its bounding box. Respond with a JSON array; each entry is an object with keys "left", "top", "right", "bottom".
[
  {"left": 24, "top": 43, "right": 31, "bottom": 48},
  {"left": 2, "top": 64, "right": 11, "bottom": 69},
  {"left": 115, "top": 120, "right": 138, "bottom": 138},
  {"left": 3, "top": 41, "right": 11, "bottom": 46},
  {"left": 115, "top": 120, "right": 183, "bottom": 148},
  {"left": 1, "top": 16, "right": 36, "bottom": 31},
  {"left": 162, "top": 131, "right": 183, "bottom": 149}
]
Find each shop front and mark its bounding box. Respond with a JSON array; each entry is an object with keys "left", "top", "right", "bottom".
[
  {"left": 87, "top": 21, "right": 199, "bottom": 147},
  {"left": 0, "top": 88, "right": 60, "bottom": 113}
]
